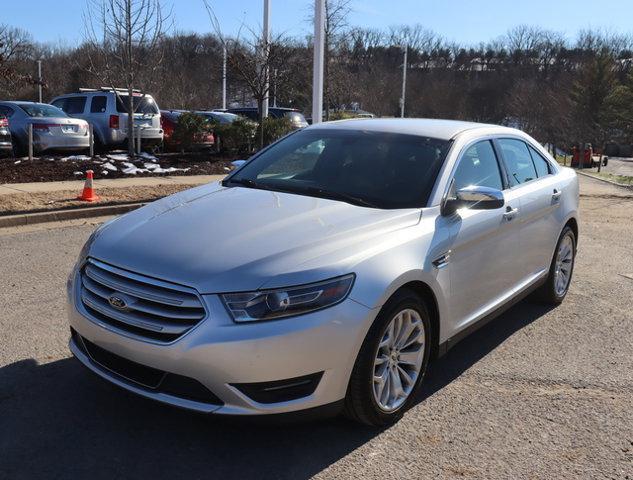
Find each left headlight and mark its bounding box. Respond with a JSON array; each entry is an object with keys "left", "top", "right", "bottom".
[{"left": 222, "top": 274, "right": 355, "bottom": 323}]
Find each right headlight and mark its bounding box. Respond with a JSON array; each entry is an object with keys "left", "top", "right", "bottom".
[{"left": 222, "top": 274, "right": 355, "bottom": 323}]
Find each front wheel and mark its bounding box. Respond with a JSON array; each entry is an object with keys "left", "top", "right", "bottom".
[
  {"left": 344, "top": 289, "right": 431, "bottom": 426},
  {"left": 536, "top": 226, "right": 576, "bottom": 304}
]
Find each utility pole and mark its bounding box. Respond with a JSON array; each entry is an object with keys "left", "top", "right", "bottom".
[
  {"left": 400, "top": 44, "right": 407, "bottom": 118},
  {"left": 37, "top": 60, "right": 42, "bottom": 103},
  {"left": 273, "top": 68, "right": 278, "bottom": 107},
  {"left": 222, "top": 44, "right": 227, "bottom": 110},
  {"left": 262, "top": 0, "right": 270, "bottom": 118},
  {"left": 312, "top": 0, "right": 325, "bottom": 124}
]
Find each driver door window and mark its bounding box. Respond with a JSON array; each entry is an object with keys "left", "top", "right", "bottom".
[{"left": 452, "top": 140, "right": 503, "bottom": 191}]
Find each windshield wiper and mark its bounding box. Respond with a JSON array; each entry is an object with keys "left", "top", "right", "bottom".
[
  {"left": 223, "top": 177, "right": 275, "bottom": 191},
  {"left": 290, "top": 185, "right": 379, "bottom": 208}
]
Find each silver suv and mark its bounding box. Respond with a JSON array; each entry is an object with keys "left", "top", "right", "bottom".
[{"left": 51, "top": 88, "right": 163, "bottom": 151}]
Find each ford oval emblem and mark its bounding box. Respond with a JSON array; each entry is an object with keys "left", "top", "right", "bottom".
[{"left": 108, "top": 294, "right": 128, "bottom": 310}]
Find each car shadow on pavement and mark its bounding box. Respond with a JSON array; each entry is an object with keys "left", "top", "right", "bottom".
[{"left": 0, "top": 300, "right": 553, "bottom": 480}]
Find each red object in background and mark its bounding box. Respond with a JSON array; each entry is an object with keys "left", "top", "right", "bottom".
[
  {"left": 109, "top": 114, "right": 119, "bottom": 129},
  {"left": 160, "top": 110, "right": 214, "bottom": 152},
  {"left": 161, "top": 113, "right": 176, "bottom": 141},
  {"left": 571, "top": 145, "right": 593, "bottom": 167}
]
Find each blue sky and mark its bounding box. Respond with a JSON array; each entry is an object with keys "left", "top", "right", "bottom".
[{"left": 7, "top": 0, "right": 633, "bottom": 46}]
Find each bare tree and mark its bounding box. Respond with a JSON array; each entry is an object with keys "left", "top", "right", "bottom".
[
  {"left": 203, "top": 0, "right": 297, "bottom": 148},
  {"left": 0, "top": 25, "right": 35, "bottom": 96},
  {"left": 83, "top": 0, "right": 171, "bottom": 155}
]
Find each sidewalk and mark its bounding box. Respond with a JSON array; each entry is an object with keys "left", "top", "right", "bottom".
[{"left": 0, "top": 174, "right": 225, "bottom": 196}]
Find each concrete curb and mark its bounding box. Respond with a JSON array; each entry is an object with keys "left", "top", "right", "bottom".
[
  {"left": 576, "top": 171, "right": 633, "bottom": 190},
  {"left": 0, "top": 202, "right": 145, "bottom": 228}
]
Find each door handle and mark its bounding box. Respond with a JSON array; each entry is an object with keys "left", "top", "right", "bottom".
[
  {"left": 503, "top": 206, "right": 519, "bottom": 220},
  {"left": 552, "top": 189, "right": 562, "bottom": 201}
]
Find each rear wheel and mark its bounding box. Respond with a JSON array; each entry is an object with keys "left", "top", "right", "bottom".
[
  {"left": 344, "top": 289, "right": 431, "bottom": 426},
  {"left": 536, "top": 226, "right": 576, "bottom": 304}
]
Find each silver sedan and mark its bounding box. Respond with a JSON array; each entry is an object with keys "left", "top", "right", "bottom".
[
  {"left": 0, "top": 101, "right": 89, "bottom": 155},
  {"left": 67, "top": 119, "right": 579, "bottom": 426}
]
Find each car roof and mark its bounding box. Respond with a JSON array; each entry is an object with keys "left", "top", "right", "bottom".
[{"left": 307, "top": 118, "right": 514, "bottom": 140}]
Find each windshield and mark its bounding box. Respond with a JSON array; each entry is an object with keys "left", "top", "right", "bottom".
[
  {"left": 19, "top": 104, "right": 67, "bottom": 118},
  {"left": 227, "top": 129, "right": 450, "bottom": 209},
  {"left": 116, "top": 95, "right": 159, "bottom": 114}
]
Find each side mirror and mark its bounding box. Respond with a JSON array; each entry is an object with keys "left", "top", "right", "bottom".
[
  {"left": 442, "top": 185, "right": 505, "bottom": 216},
  {"left": 231, "top": 160, "right": 247, "bottom": 169}
]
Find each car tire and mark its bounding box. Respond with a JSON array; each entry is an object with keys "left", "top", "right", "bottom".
[
  {"left": 535, "top": 225, "right": 576, "bottom": 304},
  {"left": 344, "top": 288, "right": 432, "bottom": 427}
]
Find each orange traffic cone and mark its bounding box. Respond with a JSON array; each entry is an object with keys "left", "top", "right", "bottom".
[{"left": 77, "top": 170, "right": 100, "bottom": 202}]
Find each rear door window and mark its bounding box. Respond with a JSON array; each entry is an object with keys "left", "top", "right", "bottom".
[
  {"left": 498, "top": 139, "right": 538, "bottom": 186},
  {"left": 65, "top": 96, "right": 87, "bottom": 114},
  {"left": 527, "top": 145, "right": 552, "bottom": 177},
  {"left": 90, "top": 96, "right": 107, "bottom": 113}
]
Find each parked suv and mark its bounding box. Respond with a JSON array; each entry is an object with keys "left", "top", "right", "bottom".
[
  {"left": 227, "top": 107, "right": 308, "bottom": 128},
  {"left": 51, "top": 88, "right": 163, "bottom": 151}
]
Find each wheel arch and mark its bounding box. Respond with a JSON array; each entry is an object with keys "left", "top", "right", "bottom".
[{"left": 565, "top": 217, "right": 579, "bottom": 247}]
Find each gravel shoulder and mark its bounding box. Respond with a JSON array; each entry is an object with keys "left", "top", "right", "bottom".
[{"left": 0, "top": 175, "right": 631, "bottom": 480}]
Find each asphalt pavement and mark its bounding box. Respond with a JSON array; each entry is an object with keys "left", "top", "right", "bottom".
[{"left": 0, "top": 175, "right": 631, "bottom": 479}]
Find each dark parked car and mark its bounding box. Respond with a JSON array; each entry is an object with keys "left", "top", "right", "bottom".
[
  {"left": 160, "top": 110, "right": 214, "bottom": 152},
  {"left": 0, "top": 114, "right": 13, "bottom": 156},
  {"left": 227, "top": 107, "right": 308, "bottom": 128}
]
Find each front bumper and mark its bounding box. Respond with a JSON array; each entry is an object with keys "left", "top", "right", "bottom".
[{"left": 67, "top": 265, "right": 375, "bottom": 415}]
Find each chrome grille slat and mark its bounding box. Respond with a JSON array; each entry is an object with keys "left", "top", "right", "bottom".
[
  {"left": 81, "top": 276, "right": 205, "bottom": 321},
  {"left": 79, "top": 259, "right": 207, "bottom": 342},
  {"left": 84, "top": 264, "right": 201, "bottom": 308},
  {"left": 81, "top": 290, "right": 190, "bottom": 334}
]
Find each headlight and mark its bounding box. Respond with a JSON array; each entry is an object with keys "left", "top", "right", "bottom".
[{"left": 222, "top": 274, "right": 355, "bottom": 323}]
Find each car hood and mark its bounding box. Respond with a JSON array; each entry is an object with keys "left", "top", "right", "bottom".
[{"left": 90, "top": 182, "right": 422, "bottom": 293}]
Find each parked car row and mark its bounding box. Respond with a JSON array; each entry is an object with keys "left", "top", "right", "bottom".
[{"left": 0, "top": 88, "right": 310, "bottom": 158}]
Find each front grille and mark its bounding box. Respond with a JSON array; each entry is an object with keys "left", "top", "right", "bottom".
[
  {"left": 72, "top": 329, "right": 223, "bottom": 405},
  {"left": 79, "top": 258, "right": 207, "bottom": 342}
]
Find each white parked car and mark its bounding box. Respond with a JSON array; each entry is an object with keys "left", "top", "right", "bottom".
[
  {"left": 0, "top": 101, "right": 89, "bottom": 155},
  {"left": 67, "top": 119, "right": 579, "bottom": 426}
]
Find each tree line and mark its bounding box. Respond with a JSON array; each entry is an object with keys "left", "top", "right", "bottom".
[{"left": 2, "top": 12, "right": 633, "bottom": 151}]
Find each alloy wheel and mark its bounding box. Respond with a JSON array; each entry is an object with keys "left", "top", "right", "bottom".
[
  {"left": 372, "top": 308, "right": 425, "bottom": 412},
  {"left": 554, "top": 233, "right": 574, "bottom": 296}
]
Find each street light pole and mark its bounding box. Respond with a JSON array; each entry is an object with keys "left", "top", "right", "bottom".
[
  {"left": 222, "top": 45, "right": 227, "bottom": 110},
  {"left": 400, "top": 44, "right": 407, "bottom": 118},
  {"left": 37, "top": 60, "right": 42, "bottom": 103},
  {"left": 262, "top": 0, "right": 270, "bottom": 118},
  {"left": 312, "top": 0, "right": 325, "bottom": 124}
]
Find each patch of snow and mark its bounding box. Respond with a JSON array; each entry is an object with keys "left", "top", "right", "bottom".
[
  {"left": 101, "top": 171, "right": 109, "bottom": 176},
  {"left": 62, "top": 155, "right": 92, "bottom": 161},
  {"left": 14, "top": 160, "right": 21, "bottom": 164},
  {"left": 107, "top": 153, "right": 130, "bottom": 162},
  {"left": 223, "top": 166, "right": 230, "bottom": 171},
  {"left": 73, "top": 171, "right": 83, "bottom": 176},
  {"left": 139, "top": 152, "right": 158, "bottom": 161},
  {"left": 122, "top": 166, "right": 148, "bottom": 175},
  {"left": 102, "top": 162, "right": 118, "bottom": 171}
]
